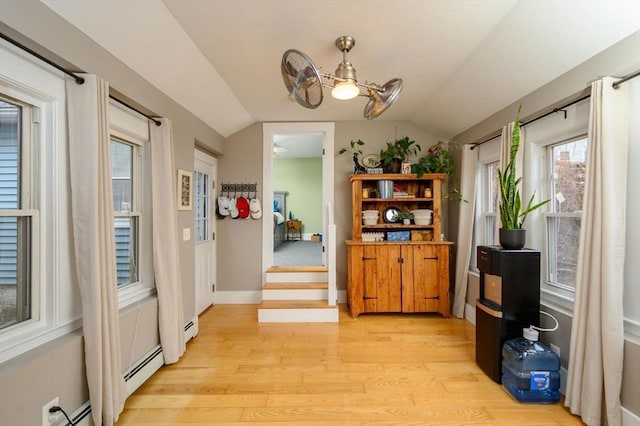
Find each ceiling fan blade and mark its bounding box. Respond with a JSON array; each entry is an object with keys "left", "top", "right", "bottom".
[
  {"left": 284, "top": 60, "right": 297, "bottom": 77},
  {"left": 363, "top": 78, "right": 403, "bottom": 119},
  {"left": 280, "top": 49, "right": 323, "bottom": 109}
]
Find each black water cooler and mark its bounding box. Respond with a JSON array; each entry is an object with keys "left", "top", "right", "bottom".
[{"left": 475, "top": 245, "right": 540, "bottom": 383}]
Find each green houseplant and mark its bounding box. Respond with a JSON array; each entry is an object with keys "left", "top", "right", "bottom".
[
  {"left": 498, "top": 106, "right": 550, "bottom": 248},
  {"left": 392, "top": 208, "right": 415, "bottom": 224},
  {"left": 379, "top": 136, "right": 421, "bottom": 173},
  {"left": 412, "top": 141, "right": 463, "bottom": 202},
  {"left": 338, "top": 139, "right": 366, "bottom": 173}
]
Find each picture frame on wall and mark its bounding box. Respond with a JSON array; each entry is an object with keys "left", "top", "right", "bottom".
[{"left": 177, "top": 169, "right": 192, "bottom": 210}]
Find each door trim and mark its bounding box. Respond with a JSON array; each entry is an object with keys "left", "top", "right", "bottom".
[
  {"left": 194, "top": 149, "right": 217, "bottom": 314},
  {"left": 261, "top": 122, "right": 335, "bottom": 280}
]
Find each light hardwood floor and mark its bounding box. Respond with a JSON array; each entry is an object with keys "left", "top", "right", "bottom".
[{"left": 116, "top": 304, "right": 584, "bottom": 425}]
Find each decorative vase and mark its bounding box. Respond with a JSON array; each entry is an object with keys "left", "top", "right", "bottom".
[
  {"left": 353, "top": 154, "right": 366, "bottom": 174},
  {"left": 383, "top": 158, "right": 402, "bottom": 173},
  {"left": 403, "top": 218, "right": 411, "bottom": 225},
  {"left": 390, "top": 158, "right": 402, "bottom": 173},
  {"left": 499, "top": 228, "right": 526, "bottom": 249}
]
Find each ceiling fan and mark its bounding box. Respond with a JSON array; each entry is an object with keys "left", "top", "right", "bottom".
[{"left": 281, "top": 35, "right": 403, "bottom": 119}]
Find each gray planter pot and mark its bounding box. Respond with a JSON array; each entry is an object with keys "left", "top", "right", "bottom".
[{"left": 499, "top": 228, "right": 526, "bottom": 249}]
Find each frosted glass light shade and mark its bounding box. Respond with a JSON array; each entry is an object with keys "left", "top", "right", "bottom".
[{"left": 331, "top": 81, "right": 360, "bottom": 100}]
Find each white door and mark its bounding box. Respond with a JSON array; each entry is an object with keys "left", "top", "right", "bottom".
[{"left": 194, "top": 150, "right": 217, "bottom": 315}]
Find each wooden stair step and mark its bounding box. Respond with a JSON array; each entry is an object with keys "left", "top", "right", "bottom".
[
  {"left": 259, "top": 300, "right": 335, "bottom": 309},
  {"left": 263, "top": 282, "right": 328, "bottom": 290}
]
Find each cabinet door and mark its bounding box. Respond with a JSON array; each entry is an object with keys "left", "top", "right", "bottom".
[
  {"left": 362, "top": 244, "right": 402, "bottom": 313},
  {"left": 401, "top": 245, "right": 440, "bottom": 313}
]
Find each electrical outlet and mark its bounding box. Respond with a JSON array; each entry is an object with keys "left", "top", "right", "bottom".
[
  {"left": 550, "top": 343, "right": 560, "bottom": 358},
  {"left": 42, "top": 397, "right": 59, "bottom": 426}
]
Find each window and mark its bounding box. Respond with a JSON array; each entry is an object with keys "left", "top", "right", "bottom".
[
  {"left": 194, "top": 170, "right": 209, "bottom": 243},
  {"left": 111, "top": 138, "right": 139, "bottom": 286},
  {"left": 481, "top": 161, "right": 499, "bottom": 246},
  {"left": 108, "top": 100, "right": 152, "bottom": 306},
  {"left": 0, "top": 97, "right": 37, "bottom": 331},
  {"left": 544, "top": 137, "right": 587, "bottom": 293},
  {"left": 0, "top": 40, "right": 74, "bottom": 363},
  {"left": 472, "top": 138, "right": 500, "bottom": 270}
]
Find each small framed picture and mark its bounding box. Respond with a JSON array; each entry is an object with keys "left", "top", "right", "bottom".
[
  {"left": 177, "top": 169, "right": 193, "bottom": 210},
  {"left": 401, "top": 162, "right": 412, "bottom": 174}
]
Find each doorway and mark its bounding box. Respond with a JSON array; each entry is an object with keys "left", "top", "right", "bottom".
[
  {"left": 262, "top": 123, "right": 335, "bottom": 271},
  {"left": 194, "top": 150, "right": 217, "bottom": 315}
]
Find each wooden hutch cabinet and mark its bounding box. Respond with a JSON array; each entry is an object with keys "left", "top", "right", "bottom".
[{"left": 346, "top": 173, "right": 452, "bottom": 318}]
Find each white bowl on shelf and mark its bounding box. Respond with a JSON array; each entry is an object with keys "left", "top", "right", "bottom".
[
  {"left": 363, "top": 218, "right": 378, "bottom": 225},
  {"left": 412, "top": 209, "right": 433, "bottom": 218},
  {"left": 414, "top": 217, "right": 432, "bottom": 225}
]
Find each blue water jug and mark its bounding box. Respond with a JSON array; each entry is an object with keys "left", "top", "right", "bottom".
[{"left": 501, "top": 330, "right": 561, "bottom": 403}]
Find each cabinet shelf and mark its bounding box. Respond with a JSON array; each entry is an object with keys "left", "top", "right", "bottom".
[
  {"left": 362, "top": 224, "right": 435, "bottom": 230},
  {"left": 362, "top": 197, "right": 433, "bottom": 202}
]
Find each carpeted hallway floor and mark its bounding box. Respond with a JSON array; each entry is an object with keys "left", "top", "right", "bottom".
[{"left": 273, "top": 240, "right": 323, "bottom": 266}]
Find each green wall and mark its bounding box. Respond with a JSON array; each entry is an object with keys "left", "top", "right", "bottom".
[{"left": 273, "top": 157, "right": 322, "bottom": 235}]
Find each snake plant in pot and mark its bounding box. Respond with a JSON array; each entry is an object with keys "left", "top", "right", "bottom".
[{"left": 498, "top": 106, "right": 550, "bottom": 249}]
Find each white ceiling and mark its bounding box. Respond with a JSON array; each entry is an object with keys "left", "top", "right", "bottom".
[{"left": 41, "top": 0, "right": 640, "bottom": 140}]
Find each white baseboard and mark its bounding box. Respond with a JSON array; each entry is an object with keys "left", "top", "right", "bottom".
[
  {"left": 624, "top": 406, "right": 640, "bottom": 426},
  {"left": 66, "top": 318, "right": 198, "bottom": 425},
  {"left": 123, "top": 345, "right": 164, "bottom": 396},
  {"left": 464, "top": 302, "right": 476, "bottom": 325},
  {"left": 184, "top": 315, "right": 198, "bottom": 341},
  {"left": 215, "top": 291, "right": 261, "bottom": 304}
]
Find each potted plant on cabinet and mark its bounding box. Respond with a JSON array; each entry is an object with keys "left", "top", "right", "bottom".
[
  {"left": 497, "top": 106, "right": 550, "bottom": 249},
  {"left": 393, "top": 208, "right": 415, "bottom": 224},
  {"left": 411, "top": 141, "right": 464, "bottom": 202},
  {"left": 338, "top": 139, "right": 367, "bottom": 173},
  {"left": 379, "top": 136, "right": 421, "bottom": 173}
]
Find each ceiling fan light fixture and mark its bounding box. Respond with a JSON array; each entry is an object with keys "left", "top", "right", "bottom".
[
  {"left": 280, "top": 35, "right": 402, "bottom": 117},
  {"left": 332, "top": 80, "right": 360, "bottom": 100}
]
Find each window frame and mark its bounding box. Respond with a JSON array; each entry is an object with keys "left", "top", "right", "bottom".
[
  {"left": 542, "top": 135, "right": 587, "bottom": 301},
  {"left": 0, "top": 96, "right": 39, "bottom": 331},
  {"left": 0, "top": 40, "right": 79, "bottom": 363},
  {"left": 471, "top": 138, "right": 500, "bottom": 271},
  {"left": 108, "top": 100, "right": 153, "bottom": 309},
  {"left": 521, "top": 99, "right": 590, "bottom": 314}
]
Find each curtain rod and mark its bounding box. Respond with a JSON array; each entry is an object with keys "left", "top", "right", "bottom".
[
  {"left": 613, "top": 69, "right": 640, "bottom": 89},
  {"left": 109, "top": 96, "right": 161, "bottom": 127},
  {"left": 1, "top": 31, "right": 161, "bottom": 127},
  {"left": 1, "top": 32, "right": 85, "bottom": 84},
  {"left": 470, "top": 69, "right": 640, "bottom": 151},
  {"left": 470, "top": 93, "right": 591, "bottom": 150}
]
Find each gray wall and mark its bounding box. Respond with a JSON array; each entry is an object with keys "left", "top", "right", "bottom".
[
  {"left": 0, "top": 2, "right": 223, "bottom": 425},
  {"left": 216, "top": 120, "right": 446, "bottom": 293},
  {"left": 454, "top": 30, "right": 640, "bottom": 417},
  {"left": 2, "top": 1, "right": 638, "bottom": 423}
]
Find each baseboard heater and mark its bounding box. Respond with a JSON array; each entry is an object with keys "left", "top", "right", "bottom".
[{"left": 65, "top": 317, "right": 198, "bottom": 426}]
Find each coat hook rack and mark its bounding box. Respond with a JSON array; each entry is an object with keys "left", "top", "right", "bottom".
[{"left": 220, "top": 183, "right": 258, "bottom": 197}]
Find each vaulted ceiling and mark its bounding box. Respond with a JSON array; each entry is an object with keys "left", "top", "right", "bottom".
[{"left": 41, "top": 0, "right": 640, "bottom": 139}]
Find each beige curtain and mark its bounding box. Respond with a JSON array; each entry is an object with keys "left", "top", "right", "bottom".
[
  {"left": 150, "top": 118, "right": 186, "bottom": 364},
  {"left": 452, "top": 144, "right": 478, "bottom": 318},
  {"left": 66, "top": 74, "right": 126, "bottom": 426},
  {"left": 565, "top": 77, "right": 628, "bottom": 426}
]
